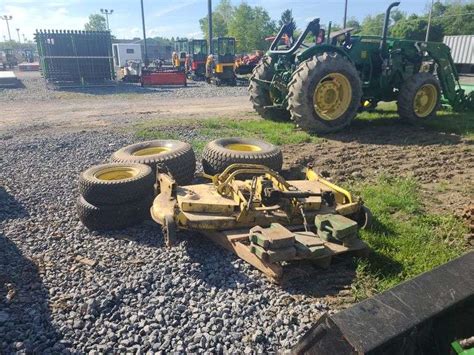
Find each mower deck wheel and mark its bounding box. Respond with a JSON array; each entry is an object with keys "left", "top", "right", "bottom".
[
  {"left": 202, "top": 137, "right": 283, "bottom": 175},
  {"left": 111, "top": 140, "right": 196, "bottom": 185},
  {"left": 79, "top": 163, "right": 154, "bottom": 205}
]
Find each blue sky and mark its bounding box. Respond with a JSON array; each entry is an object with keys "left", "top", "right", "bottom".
[{"left": 1, "top": 0, "right": 431, "bottom": 42}]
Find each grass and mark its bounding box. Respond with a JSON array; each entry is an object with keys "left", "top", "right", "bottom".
[
  {"left": 135, "top": 117, "right": 320, "bottom": 154},
  {"left": 357, "top": 102, "right": 474, "bottom": 139},
  {"left": 351, "top": 176, "right": 469, "bottom": 300}
]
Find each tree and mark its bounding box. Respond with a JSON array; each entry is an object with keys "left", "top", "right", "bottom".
[
  {"left": 84, "top": 14, "right": 107, "bottom": 31},
  {"left": 199, "top": 12, "right": 228, "bottom": 41},
  {"left": 227, "top": 3, "right": 277, "bottom": 53},
  {"left": 279, "top": 9, "right": 296, "bottom": 35},
  {"left": 346, "top": 18, "right": 361, "bottom": 33},
  {"left": 391, "top": 14, "right": 443, "bottom": 41}
]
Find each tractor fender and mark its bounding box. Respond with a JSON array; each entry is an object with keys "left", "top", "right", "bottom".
[{"left": 297, "top": 45, "right": 354, "bottom": 65}]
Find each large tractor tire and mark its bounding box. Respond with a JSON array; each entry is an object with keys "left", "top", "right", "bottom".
[
  {"left": 111, "top": 140, "right": 196, "bottom": 185},
  {"left": 249, "top": 56, "right": 290, "bottom": 121},
  {"left": 77, "top": 195, "right": 152, "bottom": 231},
  {"left": 287, "top": 52, "right": 362, "bottom": 133},
  {"left": 79, "top": 163, "right": 154, "bottom": 205},
  {"left": 397, "top": 73, "right": 441, "bottom": 120},
  {"left": 202, "top": 137, "right": 283, "bottom": 175}
]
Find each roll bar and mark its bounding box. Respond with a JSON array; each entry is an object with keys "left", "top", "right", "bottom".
[{"left": 268, "top": 18, "right": 321, "bottom": 55}]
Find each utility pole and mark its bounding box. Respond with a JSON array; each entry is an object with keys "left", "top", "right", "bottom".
[
  {"left": 140, "top": 0, "right": 149, "bottom": 66},
  {"left": 100, "top": 9, "right": 114, "bottom": 30},
  {"left": 1, "top": 15, "right": 12, "bottom": 41},
  {"left": 22, "top": 34, "right": 26, "bottom": 42},
  {"left": 343, "top": 0, "right": 348, "bottom": 28},
  {"left": 208, "top": 0, "right": 213, "bottom": 54},
  {"left": 16, "top": 28, "right": 20, "bottom": 43},
  {"left": 425, "top": 0, "right": 434, "bottom": 42}
]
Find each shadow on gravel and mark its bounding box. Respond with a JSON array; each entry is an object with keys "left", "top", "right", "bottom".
[
  {"left": 0, "top": 189, "right": 60, "bottom": 353},
  {"left": 323, "top": 114, "right": 462, "bottom": 146}
]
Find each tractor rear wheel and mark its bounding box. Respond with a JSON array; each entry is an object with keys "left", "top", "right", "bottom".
[
  {"left": 287, "top": 52, "right": 362, "bottom": 133},
  {"left": 397, "top": 73, "right": 440, "bottom": 120},
  {"left": 249, "top": 56, "right": 290, "bottom": 121}
]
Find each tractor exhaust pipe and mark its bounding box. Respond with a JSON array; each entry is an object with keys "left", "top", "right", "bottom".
[{"left": 380, "top": 1, "right": 400, "bottom": 56}]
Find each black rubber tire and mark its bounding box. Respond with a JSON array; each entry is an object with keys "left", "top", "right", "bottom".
[
  {"left": 77, "top": 195, "right": 152, "bottom": 231},
  {"left": 249, "top": 56, "right": 291, "bottom": 121},
  {"left": 287, "top": 52, "right": 362, "bottom": 133},
  {"left": 79, "top": 163, "right": 154, "bottom": 205},
  {"left": 397, "top": 73, "right": 441, "bottom": 120},
  {"left": 201, "top": 137, "right": 283, "bottom": 175},
  {"left": 111, "top": 140, "right": 196, "bottom": 185},
  {"left": 355, "top": 205, "right": 373, "bottom": 230}
]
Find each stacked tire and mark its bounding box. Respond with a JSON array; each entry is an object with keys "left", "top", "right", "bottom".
[
  {"left": 77, "top": 163, "right": 155, "bottom": 231},
  {"left": 202, "top": 137, "right": 283, "bottom": 176}
]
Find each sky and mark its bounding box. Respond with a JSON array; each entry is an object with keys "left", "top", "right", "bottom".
[{"left": 0, "top": 0, "right": 431, "bottom": 42}]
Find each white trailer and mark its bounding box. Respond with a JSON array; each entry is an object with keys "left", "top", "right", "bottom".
[
  {"left": 443, "top": 35, "right": 474, "bottom": 73},
  {"left": 112, "top": 43, "right": 142, "bottom": 67}
]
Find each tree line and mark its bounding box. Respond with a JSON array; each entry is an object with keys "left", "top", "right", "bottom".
[{"left": 81, "top": 0, "right": 473, "bottom": 54}]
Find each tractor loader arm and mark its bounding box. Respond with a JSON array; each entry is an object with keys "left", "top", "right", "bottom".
[{"left": 418, "top": 41, "right": 473, "bottom": 111}]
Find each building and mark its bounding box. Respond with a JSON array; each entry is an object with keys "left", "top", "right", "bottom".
[{"left": 443, "top": 35, "right": 474, "bottom": 73}]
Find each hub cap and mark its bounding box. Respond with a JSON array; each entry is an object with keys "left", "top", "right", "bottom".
[
  {"left": 413, "top": 84, "right": 437, "bottom": 117},
  {"left": 225, "top": 144, "right": 261, "bottom": 152},
  {"left": 313, "top": 73, "right": 352, "bottom": 121},
  {"left": 94, "top": 167, "right": 139, "bottom": 181},
  {"left": 132, "top": 147, "right": 171, "bottom": 156}
]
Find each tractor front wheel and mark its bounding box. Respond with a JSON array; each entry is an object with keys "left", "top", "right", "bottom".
[
  {"left": 397, "top": 73, "right": 440, "bottom": 120},
  {"left": 249, "top": 56, "right": 290, "bottom": 121},
  {"left": 287, "top": 52, "right": 362, "bottom": 133}
]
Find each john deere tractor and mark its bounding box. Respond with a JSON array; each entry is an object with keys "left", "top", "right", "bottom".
[
  {"left": 206, "top": 37, "right": 237, "bottom": 86},
  {"left": 186, "top": 39, "right": 208, "bottom": 80},
  {"left": 249, "top": 2, "right": 473, "bottom": 133}
]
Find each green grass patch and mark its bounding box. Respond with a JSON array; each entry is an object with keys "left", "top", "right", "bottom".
[
  {"left": 356, "top": 102, "right": 474, "bottom": 138},
  {"left": 352, "top": 176, "right": 469, "bottom": 300},
  {"left": 135, "top": 117, "right": 319, "bottom": 154}
]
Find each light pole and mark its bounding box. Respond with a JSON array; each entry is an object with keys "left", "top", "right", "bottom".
[
  {"left": 100, "top": 8, "right": 114, "bottom": 30},
  {"left": 1, "top": 15, "right": 13, "bottom": 41},
  {"left": 208, "top": 0, "right": 213, "bottom": 54},
  {"left": 343, "top": 0, "right": 348, "bottom": 28},
  {"left": 425, "top": 0, "right": 434, "bottom": 42},
  {"left": 140, "top": 0, "right": 149, "bottom": 66},
  {"left": 22, "top": 34, "right": 26, "bottom": 42},
  {"left": 16, "top": 28, "right": 20, "bottom": 43}
]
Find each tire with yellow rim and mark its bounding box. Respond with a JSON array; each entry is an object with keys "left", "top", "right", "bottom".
[
  {"left": 202, "top": 137, "right": 283, "bottom": 175},
  {"left": 111, "top": 140, "right": 196, "bottom": 185},
  {"left": 79, "top": 163, "right": 154, "bottom": 205},
  {"left": 397, "top": 73, "right": 440, "bottom": 120},
  {"left": 287, "top": 52, "right": 362, "bottom": 133}
]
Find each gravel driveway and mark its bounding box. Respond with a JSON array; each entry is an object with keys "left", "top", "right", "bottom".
[{"left": 0, "top": 129, "right": 331, "bottom": 353}]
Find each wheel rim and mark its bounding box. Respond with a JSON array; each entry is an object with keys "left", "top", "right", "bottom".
[
  {"left": 132, "top": 147, "right": 171, "bottom": 156},
  {"left": 225, "top": 143, "right": 262, "bottom": 152},
  {"left": 94, "top": 167, "right": 139, "bottom": 181},
  {"left": 413, "top": 84, "right": 437, "bottom": 117},
  {"left": 313, "top": 73, "right": 352, "bottom": 121}
]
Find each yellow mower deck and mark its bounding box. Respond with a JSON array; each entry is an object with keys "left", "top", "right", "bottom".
[{"left": 151, "top": 164, "right": 370, "bottom": 283}]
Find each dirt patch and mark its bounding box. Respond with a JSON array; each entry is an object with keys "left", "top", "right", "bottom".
[{"left": 283, "top": 121, "right": 473, "bottom": 215}]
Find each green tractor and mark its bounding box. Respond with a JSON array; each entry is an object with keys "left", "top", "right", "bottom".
[{"left": 249, "top": 2, "right": 473, "bottom": 133}]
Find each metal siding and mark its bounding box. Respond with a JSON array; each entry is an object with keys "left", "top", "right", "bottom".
[{"left": 443, "top": 35, "right": 474, "bottom": 64}]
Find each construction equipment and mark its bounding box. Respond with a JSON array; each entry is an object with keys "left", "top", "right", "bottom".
[
  {"left": 206, "top": 37, "right": 237, "bottom": 86},
  {"left": 186, "top": 39, "right": 208, "bottom": 80},
  {"left": 172, "top": 39, "right": 188, "bottom": 70},
  {"left": 0, "top": 49, "right": 17, "bottom": 70},
  {"left": 151, "top": 162, "right": 372, "bottom": 283},
  {"left": 235, "top": 50, "right": 263, "bottom": 75},
  {"left": 249, "top": 2, "right": 474, "bottom": 133}
]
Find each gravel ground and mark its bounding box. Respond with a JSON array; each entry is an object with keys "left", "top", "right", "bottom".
[
  {"left": 0, "top": 129, "right": 330, "bottom": 353},
  {"left": 0, "top": 71, "right": 249, "bottom": 102}
]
